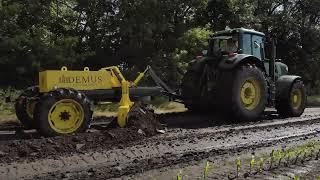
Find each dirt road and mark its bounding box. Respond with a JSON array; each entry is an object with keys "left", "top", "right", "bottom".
[{"left": 0, "top": 108, "right": 320, "bottom": 179}]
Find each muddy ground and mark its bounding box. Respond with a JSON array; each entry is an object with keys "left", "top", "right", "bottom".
[{"left": 0, "top": 108, "right": 320, "bottom": 179}]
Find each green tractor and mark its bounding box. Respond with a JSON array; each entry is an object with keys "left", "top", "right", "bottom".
[{"left": 181, "top": 28, "right": 306, "bottom": 120}]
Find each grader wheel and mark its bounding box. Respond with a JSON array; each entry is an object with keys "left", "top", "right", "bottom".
[
  {"left": 34, "top": 88, "right": 92, "bottom": 136},
  {"left": 15, "top": 86, "right": 40, "bottom": 129}
]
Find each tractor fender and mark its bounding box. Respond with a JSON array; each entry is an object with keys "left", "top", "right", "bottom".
[
  {"left": 187, "top": 57, "right": 207, "bottom": 73},
  {"left": 218, "top": 54, "right": 266, "bottom": 72},
  {"left": 276, "top": 75, "right": 302, "bottom": 99}
]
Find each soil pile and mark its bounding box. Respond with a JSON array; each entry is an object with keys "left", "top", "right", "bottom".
[
  {"left": 108, "top": 102, "right": 163, "bottom": 136},
  {"left": 127, "top": 102, "right": 163, "bottom": 136}
]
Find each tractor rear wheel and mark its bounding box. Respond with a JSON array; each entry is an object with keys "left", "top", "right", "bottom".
[
  {"left": 220, "top": 65, "right": 267, "bottom": 121},
  {"left": 34, "top": 88, "right": 92, "bottom": 136},
  {"left": 15, "top": 86, "right": 40, "bottom": 129},
  {"left": 276, "top": 80, "right": 306, "bottom": 117},
  {"left": 181, "top": 70, "right": 205, "bottom": 112}
]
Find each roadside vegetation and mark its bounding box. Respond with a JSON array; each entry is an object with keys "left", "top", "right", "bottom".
[
  {"left": 1, "top": 1, "right": 320, "bottom": 92},
  {"left": 307, "top": 95, "right": 320, "bottom": 107},
  {"left": 0, "top": 88, "right": 21, "bottom": 123}
]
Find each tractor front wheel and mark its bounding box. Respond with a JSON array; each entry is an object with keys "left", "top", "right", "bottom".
[
  {"left": 34, "top": 88, "right": 92, "bottom": 136},
  {"left": 276, "top": 80, "right": 306, "bottom": 117}
]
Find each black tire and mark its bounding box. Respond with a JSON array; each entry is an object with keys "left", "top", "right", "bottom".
[
  {"left": 276, "top": 80, "right": 306, "bottom": 117},
  {"left": 34, "top": 88, "right": 93, "bottom": 136},
  {"left": 219, "top": 65, "right": 268, "bottom": 121},
  {"left": 15, "top": 86, "right": 40, "bottom": 129},
  {"left": 181, "top": 70, "right": 206, "bottom": 112}
]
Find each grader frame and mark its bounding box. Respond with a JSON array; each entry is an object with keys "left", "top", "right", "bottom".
[{"left": 15, "top": 65, "right": 170, "bottom": 136}]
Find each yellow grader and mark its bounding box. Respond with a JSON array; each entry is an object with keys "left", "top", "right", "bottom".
[{"left": 15, "top": 66, "right": 168, "bottom": 136}]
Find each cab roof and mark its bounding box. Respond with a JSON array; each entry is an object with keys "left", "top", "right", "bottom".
[{"left": 213, "top": 28, "right": 265, "bottom": 37}]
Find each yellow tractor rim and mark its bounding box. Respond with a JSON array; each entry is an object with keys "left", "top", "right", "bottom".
[
  {"left": 26, "top": 100, "right": 37, "bottom": 119},
  {"left": 240, "top": 79, "right": 261, "bottom": 110},
  {"left": 291, "top": 89, "right": 302, "bottom": 109},
  {"left": 48, "top": 99, "right": 84, "bottom": 134}
]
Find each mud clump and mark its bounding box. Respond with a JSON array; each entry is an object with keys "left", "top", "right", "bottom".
[
  {"left": 127, "top": 102, "right": 163, "bottom": 136},
  {"left": 108, "top": 102, "right": 163, "bottom": 136}
]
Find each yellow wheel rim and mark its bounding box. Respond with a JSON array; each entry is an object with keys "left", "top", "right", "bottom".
[
  {"left": 48, "top": 99, "right": 84, "bottom": 134},
  {"left": 26, "top": 100, "right": 37, "bottom": 119},
  {"left": 240, "top": 79, "right": 261, "bottom": 110},
  {"left": 291, "top": 89, "right": 302, "bottom": 109}
]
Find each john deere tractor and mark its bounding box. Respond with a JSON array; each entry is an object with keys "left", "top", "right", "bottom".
[{"left": 181, "top": 28, "right": 306, "bottom": 120}]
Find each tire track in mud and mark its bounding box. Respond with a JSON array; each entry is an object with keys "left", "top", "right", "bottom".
[
  {"left": 158, "top": 113, "right": 320, "bottom": 140},
  {"left": 0, "top": 108, "right": 318, "bottom": 140},
  {"left": 1, "top": 111, "right": 320, "bottom": 179},
  {"left": 34, "top": 128, "right": 320, "bottom": 179}
]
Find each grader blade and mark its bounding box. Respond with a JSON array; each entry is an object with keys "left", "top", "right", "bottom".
[
  {"left": 117, "top": 80, "right": 133, "bottom": 127},
  {"left": 115, "top": 79, "right": 162, "bottom": 135}
]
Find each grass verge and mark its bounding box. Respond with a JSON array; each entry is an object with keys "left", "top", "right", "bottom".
[{"left": 307, "top": 95, "right": 320, "bottom": 106}]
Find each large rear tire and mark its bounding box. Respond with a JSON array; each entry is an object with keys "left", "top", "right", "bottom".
[
  {"left": 276, "top": 80, "right": 306, "bottom": 117},
  {"left": 15, "top": 86, "right": 40, "bottom": 129},
  {"left": 34, "top": 88, "right": 93, "bottom": 136},
  {"left": 220, "top": 65, "right": 267, "bottom": 121},
  {"left": 181, "top": 70, "right": 203, "bottom": 111}
]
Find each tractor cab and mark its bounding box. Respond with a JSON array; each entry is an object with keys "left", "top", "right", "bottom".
[
  {"left": 209, "top": 34, "right": 239, "bottom": 55},
  {"left": 208, "top": 28, "right": 265, "bottom": 59},
  {"left": 207, "top": 28, "right": 288, "bottom": 80}
]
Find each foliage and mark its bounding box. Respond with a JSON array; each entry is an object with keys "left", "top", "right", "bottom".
[
  {"left": 0, "top": 88, "right": 21, "bottom": 115},
  {"left": 203, "top": 161, "right": 210, "bottom": 179},
  {"left": 225, "top": 140, "right": 320, "bottom": 178},
  {"left": 249, "top": 155, "right": 255, "bottom": 173},
  {"left": 0, "top": 0, "right": 320, "bottom": 93},
  {"left": 176, "top": 170, "right": 182, "bottom": 180},
  {"left": 236, "top": 156, "right": 241, "bottom": 177},
  {"left": 168, "top": 141, "right": 320, "bottom": 179},
  {"left": 172, "top": 27, "right": 212, "bottom": 82}
]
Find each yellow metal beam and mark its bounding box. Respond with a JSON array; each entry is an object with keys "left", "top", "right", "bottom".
[
  {"left": 39, "top": 66, "right": 123, "bottom": 93},
  {"left": 117, "top": 80, "right": 134, "bottom": 127}
]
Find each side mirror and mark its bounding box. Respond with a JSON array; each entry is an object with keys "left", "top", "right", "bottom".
[{"left": 202, "top": 50, "right": 208, "bottom": 56}]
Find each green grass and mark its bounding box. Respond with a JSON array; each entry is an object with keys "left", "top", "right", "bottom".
[
  {"left": 307, "top": 95, "right": 320, "bottom": 106},
  {"left": 0, "top": 88, "right": 21, "bottom": 123}
]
